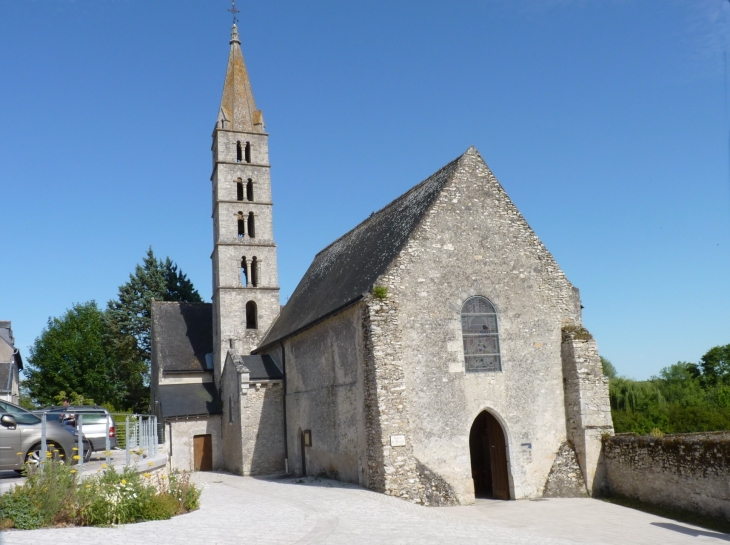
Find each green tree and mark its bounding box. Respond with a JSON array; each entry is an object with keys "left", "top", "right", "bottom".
[
  {"left": 24, "top": 302, "right": 123, "bottom": 408},
  {"left": 600, "top": 356, "right": 617, "bottom": 379},
  {"left": 699, "top": 344, "right": 730, "bottom": 387},
  {"left": 106, "top": 248, "right": 202, "bottom": 365}
]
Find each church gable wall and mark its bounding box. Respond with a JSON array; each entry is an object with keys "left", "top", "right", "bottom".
[
  {"left": 370, "top": 150, "right": 583, "bottom": 502},
  {"left": 275, "top": 304, "right": 367, "bottom": 484}
]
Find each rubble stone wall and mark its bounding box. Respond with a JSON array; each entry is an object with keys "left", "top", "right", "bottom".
[
  {"left": 604, "top": 432, "right": 730, "bottom": 520},
  {"left": 561, "top": 332, "right": 614, "bottom": 494}
]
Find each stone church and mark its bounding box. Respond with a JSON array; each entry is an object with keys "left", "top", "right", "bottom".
[{"left": 151, "top": 23, "right": 614, "bottom": 504}]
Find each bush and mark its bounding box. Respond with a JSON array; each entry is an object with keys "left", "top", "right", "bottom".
[{"left": 0, "top": 460, "right": 200, "bottom": 529}]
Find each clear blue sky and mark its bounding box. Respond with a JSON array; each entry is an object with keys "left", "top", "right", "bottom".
[{"left": 1, "top": 0, "right": 728, "bottom": 380}]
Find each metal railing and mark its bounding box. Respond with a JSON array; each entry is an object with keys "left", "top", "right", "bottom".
[{"left": 36, "top": 411, "right": 159, "bottom": 472}]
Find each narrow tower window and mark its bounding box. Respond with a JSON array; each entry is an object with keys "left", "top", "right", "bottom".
[
  {"left": 461, "top": 296, "right": 502, "bottom": 372},
  {"left": 236, "top": 141, "right": 242, "bottom": 163},
  {"left": 245, "top": 301, "right": 258, "bottom": 329},
  {"left": 240, "top": 256, "right": 248, "bottom": 286},
  {"left": 246, "top": 179, "right": 254, "bottom": 201},
  {"left": 245, "top": 141, "right": 251, "bottom": 163},
  {"left": 247, "top": 212, "right": 256, "bottom": 238},
  {"left": 251, "top": 256, "right": 259, "bottom": 287},
  {"left": 236, "top": 178, "right": 244, "bottom": 201},
  {"left": 237, "top": 212, "right": 245, "bottom": 238}
]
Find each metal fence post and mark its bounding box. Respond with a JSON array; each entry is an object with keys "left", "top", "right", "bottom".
[
  {"left": 105, "top": 414, "right": 110, "bottom": 467},
  {"left": 125, "top": 414, "right": 131, "bottom": 466},
  {"left": 40, "top": 412, "right": 47, "bottom": 466},
  {"left": 152, "top": 415, "right": 158, "bottom": 455},
  {"left": 77, "top": 413, "right": 84, "bottom": 471}
]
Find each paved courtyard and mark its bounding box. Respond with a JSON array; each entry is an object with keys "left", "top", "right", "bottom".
[{"left": 2, "top": 471, "right": 728, "bottom": 545}]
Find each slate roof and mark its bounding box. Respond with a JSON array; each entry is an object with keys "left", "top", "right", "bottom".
[
  {"left": 157, "top": 382, "right": 222, "bottom": 418},
  {"left": 256, "top": 150, "right": 465, "bottom": 351},
  {"left": 233, "top": 355, "right": 283, "bottom": 380},
  {"left": 152, "top": 302, "right": 213, "bottom": 373}
]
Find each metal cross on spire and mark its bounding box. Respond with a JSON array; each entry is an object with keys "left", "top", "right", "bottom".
[{"left": 228, "top": 0, "right": 240, "bottom": 24}]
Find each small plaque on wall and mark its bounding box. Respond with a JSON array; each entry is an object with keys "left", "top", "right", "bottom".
[
  {"left": 303, "top": 429, "right": 312, "bottom": 447},
  {"left": 390, "top": 434, "right": 406, "bottom": 447}
]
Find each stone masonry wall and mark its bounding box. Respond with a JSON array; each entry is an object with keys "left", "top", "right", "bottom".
[
  {"left": 561, "top": 329, "right": 613, "bottom": 495},
  {"left": 362, "top": 293, "right": 456, "bottom": 505},
  {"left": 167, "top": 416, "right": 223, "bottom": 472},
  {"left": 240, "top": 382, "right": 285, "bottom": 476},
  {"left": 604, "top": 432, "right": 730, "bottom": 520},
  {"left": 366, "top": 148, "right": 584, "bottom": 503},
  {"left": 222, "top": 351, "right": 285, "bottom": 476}
]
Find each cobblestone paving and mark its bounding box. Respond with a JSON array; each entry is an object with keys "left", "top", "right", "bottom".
[{"left": 2, "top": 472, "right": 727, "bottom": 545}]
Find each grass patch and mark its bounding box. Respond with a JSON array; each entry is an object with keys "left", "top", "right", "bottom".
[{"left": 601, "top": 493, "right": 730, "bottom": 535}]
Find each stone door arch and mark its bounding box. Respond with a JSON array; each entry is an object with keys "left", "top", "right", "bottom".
[{"left": 469, "top": 411, "right": 510, "bottom": 500}]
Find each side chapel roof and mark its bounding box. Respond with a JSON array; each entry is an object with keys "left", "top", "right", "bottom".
[{"left": 256, "top": 148, "right": 473, "bottom": 351}]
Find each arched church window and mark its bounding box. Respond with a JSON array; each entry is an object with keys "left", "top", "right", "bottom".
[
  {"left": 461, "top": 296, "right": 502, "bottom": 372},
  {"left": 246, "top": 179, "right": 254, "bottom": 201},
  {"left": 240, "top": 256, "right": 248, "bottom": 286},
  {"left": 237, "top": 212, "right": 245, "bottom": 238},
  {"left": 236, "top": 141, "right": 243, "bottom": 163},
  {"left": 236, "top": 178, "right": 244, "bottom": 201},
  {"left": 248, "top": 212, "right": 256, "bottom": 238},
  {"left": 245, "top": 141, "right": 251, "bottom": 163},
  {"left": 251, "top": 256, "right": 259, "bottom": 287},
  {"left": 245, "top": 301, "right": 257, "bottom": 329}
]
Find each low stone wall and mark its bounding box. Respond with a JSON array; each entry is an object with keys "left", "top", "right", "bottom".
[{"left": 603, "top": 432, "right": 730, "bottom": 520}]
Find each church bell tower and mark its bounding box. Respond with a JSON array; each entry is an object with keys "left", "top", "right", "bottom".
[{"left": 211, "top": 23, "right": 280, "bottom": 383}]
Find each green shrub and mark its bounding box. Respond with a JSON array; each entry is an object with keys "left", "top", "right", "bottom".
[
  {"left": 372, "top": 286, "right": 388, "bottom": 299},
  {"left": 169, "top": 470, "right": 201, "bottom": 512},
  {"left": 0, "top": 490, "right": 44, "bottom": 530},
  {"left": 0, "top": 460, "right": 201, "bottom": 529}
]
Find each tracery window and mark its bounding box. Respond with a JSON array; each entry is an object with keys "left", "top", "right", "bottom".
[{"left": 461, "top": 296, "right": 502, "bottom": 372}]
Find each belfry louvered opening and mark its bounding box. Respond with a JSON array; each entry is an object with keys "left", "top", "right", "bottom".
[{"left": 461, "top": 296, "right": 502, "bottom": 372}]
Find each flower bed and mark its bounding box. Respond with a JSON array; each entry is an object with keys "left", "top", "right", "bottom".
[{"left": 0, "top": 457, "right": 200, "bottom": 529}]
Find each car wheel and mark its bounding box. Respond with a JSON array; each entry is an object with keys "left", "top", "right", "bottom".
[
  {"left": 25, "top": 442, "right": 66, "bottom": 467},
  {"left": 84, "top": 441, "right": 93, "bottom": 462}
]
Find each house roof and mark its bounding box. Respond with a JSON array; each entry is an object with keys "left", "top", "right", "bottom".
[
  {"left": 0, "top": 322, "right": 12, "bottom": 346},
  {"left": 157, "top": 382, "right": 222, "bottom": 418},
  {"left": 0, "top": 321, "right": 22, "bottom": 371},
  {"left": 256, "top": 149, "right": 466, "bottom": 351},
  {"left": 151, "top": 302, "right": 213, "bottom": 373}
]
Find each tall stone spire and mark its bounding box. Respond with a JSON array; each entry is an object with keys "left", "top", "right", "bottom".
[
  {"left": 211, "top": 22, "right": 280, "bottom": 386},
  {"left": 217, "top": 24, "right": 265, "bottom": 133}
]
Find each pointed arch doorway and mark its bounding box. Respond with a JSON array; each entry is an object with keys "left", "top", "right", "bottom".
[{"left": 469, "top": 411, "right": 510, "bottom": 500}]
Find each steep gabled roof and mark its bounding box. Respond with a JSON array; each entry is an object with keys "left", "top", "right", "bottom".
[
  {"left": 256, "top": 149, "right": 468, "bottom": 351},
  {"left": 151, "top": 302, "right": 213, "bottom": 373}
]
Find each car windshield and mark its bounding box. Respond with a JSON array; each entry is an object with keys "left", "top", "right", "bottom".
[{"left": 0, "top": 400, "right": 41, "bottom": 425}]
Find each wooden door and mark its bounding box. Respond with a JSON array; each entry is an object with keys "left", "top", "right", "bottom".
[
  {"left": 486, "top": 414, "right": 510, "bottom": 500},
  {"left": 193, "top": 434, "right": 212, "bottom": 471}
]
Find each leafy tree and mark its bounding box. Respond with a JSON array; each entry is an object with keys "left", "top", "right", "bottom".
[
  {"left": 24, "top": 249, "right": 202, "bottom": 413},
  {"left": 600, "top": 357, "right": 617, "bottom": 379},
  {"left": 608, "top": 346, "right": 730, "bottom": 434},
  {"left": 699, "top": 344, "right": 730, "bottom": 387},
  {"left": 106, "top": 248, "right": 202, "bottom": 364},
  {"left": 24, "top": 302, "right": 120, "bottom": 408}
]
